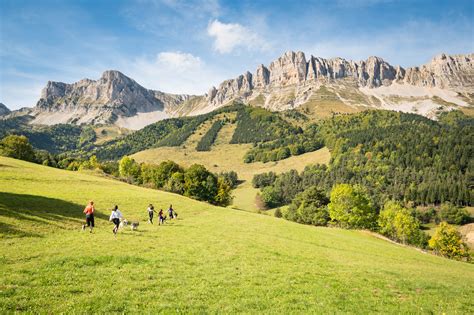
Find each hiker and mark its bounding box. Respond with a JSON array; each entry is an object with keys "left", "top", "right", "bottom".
[
  {"left": 158, "top": 208, "right": 165, "bottom": 225},
  {"left": 109, "top": 205, "right": 123, "bottom": 235},
  {"left": 147, "top": 204, "right": 157, "bottom": 224},
  {"left": 168, "top": 204, "right": 174, "bottom": 219},
  {"left": 82, "top": 201, "right": 95, "bottom": 233}
]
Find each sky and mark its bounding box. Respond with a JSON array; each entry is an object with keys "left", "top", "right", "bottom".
[{"left": 0, "top": 0, "right": 473, "bottom": 110}]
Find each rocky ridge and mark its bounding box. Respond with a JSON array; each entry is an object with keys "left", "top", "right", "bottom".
[
  {"left": 0, "top": 103, "right": 10, "bottom": 116},
  {"left": 14, "top": 51, "right": 474, "bottom": 128}
]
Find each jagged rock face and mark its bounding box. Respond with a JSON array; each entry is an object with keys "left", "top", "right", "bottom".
[
  {"left": 0, "top": 103, "right": 10, "bottom": 116},
  {"left": 22, "top": 51, "right": 474, "bottom": 128},
  {"left": 33, "top": 70, "right": 189, "bottom": 125},
  {"left": 205, "top": 51, "right": 473, "bottom": 112},
  {"left": 269, "top": 51, "right": 307, "bottom": 87},
  {"left": 403, "top": 53, "right": 474, "bottom": 91}
]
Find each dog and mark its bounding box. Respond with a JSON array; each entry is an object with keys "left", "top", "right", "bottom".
[
  {"left": 130, "top": 221, "right": 139, "bottom": 231},
  {"left": 120, "top": 219, "right": 129, "bottom": 228}
]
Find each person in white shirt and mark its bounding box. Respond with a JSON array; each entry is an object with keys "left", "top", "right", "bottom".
[
  {"left": 109, "top": 205, "right": 123, "bottom": 235},
  {"left": 147, "top": 204, "right": 157, "bottom": 224}
]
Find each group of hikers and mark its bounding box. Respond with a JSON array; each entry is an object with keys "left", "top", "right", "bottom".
[{"left": 82, "top": 201, "right": 178, "bottom": 235}]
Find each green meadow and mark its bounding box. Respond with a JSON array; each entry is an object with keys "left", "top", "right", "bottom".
[{"left": 1, "top": 156, "right": 473, "bottom": 313}]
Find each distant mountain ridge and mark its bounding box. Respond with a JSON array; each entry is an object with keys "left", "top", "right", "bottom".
[
  {"left": 5, "top": 51, "right": 473, "bottom": 129},
  {"left": 0, "top": 103, "right": 10, "bottom": 116}
]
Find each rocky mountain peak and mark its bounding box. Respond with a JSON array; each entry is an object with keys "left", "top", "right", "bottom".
[{"left": 0, "top": 103, "right": 11, "bottom": 116}]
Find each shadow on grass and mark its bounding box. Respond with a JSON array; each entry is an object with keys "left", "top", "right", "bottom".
[{"left": 0, "top": 192, "right": 109, "bottom": 237}]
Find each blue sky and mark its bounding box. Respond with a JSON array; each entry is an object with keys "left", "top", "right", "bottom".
[{"left": 1, "top": 0, "right": 473, "bottom": 109}]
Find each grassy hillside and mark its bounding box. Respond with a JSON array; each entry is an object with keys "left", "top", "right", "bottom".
[
  {"left": 1, "top": 157, "right": 473, "bottom": 313},
  {"left": 132, "top": 120, "right": 331, "bottom": 212}
]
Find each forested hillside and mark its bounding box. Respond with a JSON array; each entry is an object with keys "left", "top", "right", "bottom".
[
  {"left": 0, "top": 116, "right": 93, "bottom": 153},
  {"left": 256, "top": 110, "right": 473, "bottom": 207}
]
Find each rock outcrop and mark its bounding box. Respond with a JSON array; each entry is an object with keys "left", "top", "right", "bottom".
[
  {"left": 0, "top": 103, "right": 10, "bottom": 116},
  {"left": 403, "top": 53, "right": 474, "bottom": 91},
  {"left": 203, "top": 51, "right": 473, "bottom": 114},
  {"left": 20, "top": 51, "right": 473, "bottom": 128},
  {"left": 32, "top": 70, "right": 190, "bottom": 126}
]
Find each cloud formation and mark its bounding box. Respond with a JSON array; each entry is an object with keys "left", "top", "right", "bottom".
[
  {"left": 207, "top": 19, "right": 269, "bottom": 54},
  {"left": 127, "top": 51, "right": 224, "bottom": 95}
]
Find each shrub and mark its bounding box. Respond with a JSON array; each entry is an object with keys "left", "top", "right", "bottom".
[
  {"left": 438, "top": 203, "right": 470, "bottom": 225},
  {"left": 274, "top": 208, "right": 282, "bottom": 218},
  {"left": 378, "top": 201, "right": 426, "bottom": 246},
  {"left": 429, "top": 222, "right": 470, "bottom": 260},
  {"left": 0, "top": 135, "right": 36, "bottom": 162},
  {"left": 219, "top": 171, "right": 238, "bottom": 188},
  {"left": 285, "top": 186, "right": 329, "bottom": 226},
  {"left": 252, "top": 172, "right": 277, "bottom": 188},
  {"left": 261, "top": 186, "right": 282, "bottom": 208},
  {"left": 184, "top": 164, "right": 218, "bottom": 202},
  {"left": 328, "top": 184, "right": 376, "bottom": 229}
]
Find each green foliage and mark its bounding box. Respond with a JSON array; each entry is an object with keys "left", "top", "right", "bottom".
[
  {"left": 78, "top": 126, "right": 96, "bottom": 147},
  {"left": 196, "top": 120, "right": 224, "bottom": 151},
  {"left": 215, "top": 177, "right": 233, "bottom": 206},
  {"left": 252, "top": 172, "right": 277, "bottom": 188},
  {"left": 118, "top": 156, "right": 141, "bottom": 183},
  {"left": 429, "top": 222, "right": 470, "bottom": 260},
  {"left": 219, "top": 171, "right": 238, "bottom": 188},
  {"left": 261, "top": 186, "right": 282, "bottom": 208},
  {"left": 244, "top": 124, "right": 323, "bottom": 163},
  {"left": 0, "top": 135, "right": 36, "bottom": 162},
  {"left": 153, "top": 160, "right": 183, "bottom": 188},
  {"left": 438, "top": 203, "right": 470, "bottom": 225},
  {"left": 0, "top": 117, "right": 85, "bottom": 153},
  {"left": 328, "top": 184, "right": 376, "bottom": 229},
  {"left": 274, "top": 207, "right": 282, "bottom": 218},
  {"left": 184, "top": 164, "right": 218, "bottom": 203},
  {"left": 378, "top": 201, "right": 428, "bottom": 247},
  {"left": 257, "top": 110, "right": 472, "bottom": 208},
  {"left": 285, "top": 186, "right": 330, "bottom": 226},
  {"left": 230, "top": 107, "right": 299, "bottom": 144},
  {"left": 164, "top": 171, "right": 185, "bottom": 194},
  {"left": 95, "top": 103, "right": 246, "bottom": 160}
]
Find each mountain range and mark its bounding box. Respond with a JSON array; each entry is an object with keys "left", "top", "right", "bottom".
[{"left": 2, "top": 51, "right": 473, "bottom": 129}]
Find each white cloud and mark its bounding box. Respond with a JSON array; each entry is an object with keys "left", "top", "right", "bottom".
[
  {"left": 207, "top": 19, "right": 269, "bottom": 54},
  {"left": 127, "top": 51, "right": 225, "bottom": 95},
  {"left": 156, "top": 51, "right": 202, "bottom": 72}
]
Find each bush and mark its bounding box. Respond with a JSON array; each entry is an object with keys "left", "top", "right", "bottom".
[
  {"left": 219, "top": 171, "right": 238, "bottom": 188},
  {"left": 261, "top": 186, "right": 282, "bottom": 208},
  {"left": 164, "top": 171, "right": 185, "bottom": 194},
  {"left": 429, "top": 222, "right": 470, "bottom": 260},
  {"left": 252, "top": 172, "right": 277, "bottom": 188},
  {"left": 0, "top": 135, "right": 36, "bottom": 162},
  {"left": 285, "top": 186, "right": 329, "bottom": 226},
  {"left": 438, "top": 203, "right": 470, "bottom": 225},
  {"left": 274, "top": 208, "right": 282, "bottom": 218},
  {"left": 184, "top": 164, "right": 218, "bottom": 202},
  {"left": 378, "top": 201, "right": 426, "bottom": 246},
  {"left": 328, "top": 184, "right": 376, "bottom": 229}
]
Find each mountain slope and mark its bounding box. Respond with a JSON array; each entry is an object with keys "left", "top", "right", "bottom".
[
  {"left": 14, "top": 52, "right": 474, "bottom": 128},
  {"left": 200, "top": 52, "right": 473, "bottom": 118},
  {"left": 30, "top": 70, "right": 191, "bottom": 128},
  {"left": 0, "top": 103, "right": 10, "bottom": 116},
  {"left": 1, "top": 156, "right": 473, "bottom": 313}
]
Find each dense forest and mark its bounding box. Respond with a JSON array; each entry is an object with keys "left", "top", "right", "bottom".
[
  {"left": 0, "top": 116, "right": 93, "bottom": 153},
  {"left": 255, "top": 110, "right": 473, "bottom": 208}
]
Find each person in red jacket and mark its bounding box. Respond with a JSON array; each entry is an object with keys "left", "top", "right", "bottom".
[{"left": 82, "top": 201, "right": 95, "bottom": 233}]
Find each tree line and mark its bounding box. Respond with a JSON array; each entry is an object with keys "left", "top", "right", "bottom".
[{"left": 0, "top": 134, "right": 236, "bottom": 206}]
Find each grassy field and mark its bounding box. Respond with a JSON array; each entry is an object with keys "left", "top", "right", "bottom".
[
  {"left": 1, "top": 157, "right": 473, "bottom": 313},
  {"left": 133, "top": 122, "right": 331, "bottom": 212}
]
